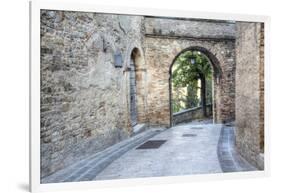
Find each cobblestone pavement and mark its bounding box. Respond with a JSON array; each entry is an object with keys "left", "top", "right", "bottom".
[{"left": 95, "top": 122, "right": 224, "bottom": 180}]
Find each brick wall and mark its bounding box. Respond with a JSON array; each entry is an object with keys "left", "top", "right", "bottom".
[{"left": 144, "top": 35, "right": 236, "bottom": 127}]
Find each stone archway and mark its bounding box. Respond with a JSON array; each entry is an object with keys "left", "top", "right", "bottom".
[
  {"left": 144, "top": 37, "right": 236, "bottom": 127},
  {"left": 169, "top": 46, "right": 222, "bottom": 126}
]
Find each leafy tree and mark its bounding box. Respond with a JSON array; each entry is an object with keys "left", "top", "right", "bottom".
[
  {"left": 171, "top": 85, "right": 188, "bottom": 112},
  {"left": 172, "top": 51, "right": 212, "bottom": 116},
  {"left": 185, "top": 82, "right": 200, "bottom": 109}
]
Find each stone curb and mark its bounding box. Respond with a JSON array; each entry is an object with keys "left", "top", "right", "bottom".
[{"left": 217, "top": 125, "right": 257, "bottom": 172}]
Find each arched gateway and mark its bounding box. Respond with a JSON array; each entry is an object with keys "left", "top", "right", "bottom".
[
  {"left": 144, "top": 17, "right": 236, "bottom": 127},
  {"left": 169, "top": 47, "right": 222, "bottom": 125}
]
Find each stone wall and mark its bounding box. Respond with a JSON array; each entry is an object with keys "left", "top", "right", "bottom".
[
  {"left": 40, "top": 10, "right": 145, "bottom": 178},
  {"left": 144, "top": 18, "right": 236, "bottom": 127},
  {"left": 145, "top": 17, "right": 236, "bottom": 39},
  {"left": 259, "top": 23, "right": 265, "bottom": 153},
  {"left": 172, "top": 105, "right": 213, "bottom": 125},
  {"left": 235, "top": 22, "right": 264, "bottom": 169}
]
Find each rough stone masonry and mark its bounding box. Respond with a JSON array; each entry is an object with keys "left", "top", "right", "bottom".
[
  {"left": 40, "top": 10, "right": 145, "bottom": 178},
  {"left": 40, "top": 10, "right": 264, "bottom": 178},
  {"left": 235, "top": 22, "right": 264, "bottom": 169}
]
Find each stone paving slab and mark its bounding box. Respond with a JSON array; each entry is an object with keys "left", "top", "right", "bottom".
[{"left": 95, "top": 123, "right": 223, "bottom": 180}]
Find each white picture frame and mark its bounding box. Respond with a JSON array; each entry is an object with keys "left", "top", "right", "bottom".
[{"left": 30, "top": 0, "right": 271, "bottom": 192}]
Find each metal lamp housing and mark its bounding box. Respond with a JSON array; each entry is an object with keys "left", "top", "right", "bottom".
[{"left": 114, "top": 51, "right": 123, "bottom": 68}]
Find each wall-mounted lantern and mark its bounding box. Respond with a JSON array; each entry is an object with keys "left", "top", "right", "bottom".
[
  {"left": 190, "top": 57, "right": 195, "bottom": 65},
  {"left": 114, "top": 51, "right": 123, "bottom": 68},
  {"left": 190, "top": 51, "right": 196, "bottom": 65}
]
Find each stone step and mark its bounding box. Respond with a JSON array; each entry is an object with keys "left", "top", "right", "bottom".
[{"left": 41, "top": 128, "right": 164, "bottom": 183}]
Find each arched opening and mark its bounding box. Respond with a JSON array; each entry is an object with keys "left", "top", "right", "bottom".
[
  {"left": 129, "top": 48, "right": 139, "bottom": 126},
  {"left": 169, "top": 47, "right": 221, "bottom": 126}
]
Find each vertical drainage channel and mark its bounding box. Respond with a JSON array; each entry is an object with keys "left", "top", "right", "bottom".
[{"left": 217, "top": 125, "right": 258, "bottom": 173}]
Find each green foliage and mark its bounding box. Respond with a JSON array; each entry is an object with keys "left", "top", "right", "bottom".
[
  {"left": 172, "top": 51, "right": 212, "bottom": 113},
  {"left": 172, "top": 51, "right": 211, "bottom": 86},
  {"left": 186, "top": 83, "right": 200, "bottom": 109},
  {"left": 172, "top": 99, "right": 184, "bottom": 113},
  {"left": 172, "top": 86, "right": 188, "bottom": 112}
]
